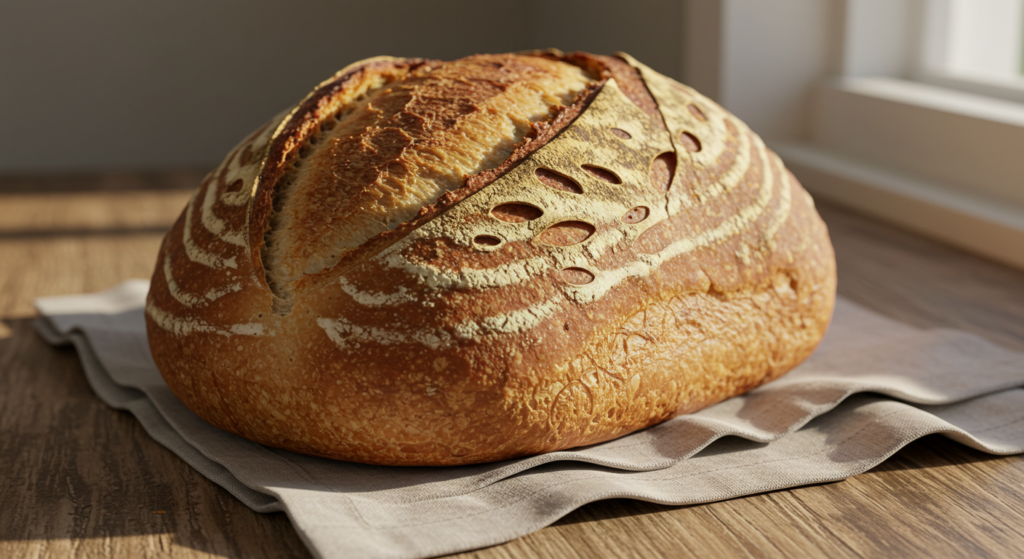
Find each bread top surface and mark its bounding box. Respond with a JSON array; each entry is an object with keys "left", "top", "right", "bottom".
[
  {"left": 145, "top": 51, "right": 837, "bottom": 465},
  {"left": 264, "top": 54, "right": 594, "bottom": 302}
]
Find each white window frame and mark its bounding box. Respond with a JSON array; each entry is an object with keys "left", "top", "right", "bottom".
[
  {"left": 681, "top": 0, "right": 1024, "bottom": 269},
  {"left": 917, "top": 0, "right": 1024, "bottom": 105}
]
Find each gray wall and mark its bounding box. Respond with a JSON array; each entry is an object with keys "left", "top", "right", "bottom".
[{"left": 0, "top": 0, "right": 683, "bottom": 173}]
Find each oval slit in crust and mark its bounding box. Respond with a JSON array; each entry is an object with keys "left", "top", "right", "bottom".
[
  {"left": 538, "top": 221, "right": 595, "bottom": 246},
  {"left": 491, "top": 203, "right": 544, "bottom": 223},
  {"left": 561, "top": 267, "right": 596, "bottom": 285},
  {"left": 535, "top": 168, "right": 583, "bottom": 194},
  {"left": 688, "top": 103, "right": 707, "bottom": 121},
  {"left": 474, "top": 234, "right": 502, "bottom": 247},
  {"left": 622, "top": 206, "right": 649, "bottom": 224},
  {"left": 581, "top": 164, "right": 622, "bottom": 184},
  {"left": 679, "top": 131, "right": 702, "bottom": 153},
  {"left": 650, "top": 152, "right": 676, "bottom": 192},
  {"left": 610, "top": 128, "right": 632, "bottom": 139}
]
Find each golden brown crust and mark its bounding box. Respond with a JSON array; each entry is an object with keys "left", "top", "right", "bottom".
[
  {"left": 145, "top": 52, "right": 836, "bottom": 466},
  {"left": 262, "top": 54, "right": 594, "bottom": 304}
]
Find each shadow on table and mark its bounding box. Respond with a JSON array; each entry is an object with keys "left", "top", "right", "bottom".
[{"left": 0, "top": 317, "right": 311, "bottom": 558}]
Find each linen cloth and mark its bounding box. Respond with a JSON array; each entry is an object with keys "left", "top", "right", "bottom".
[{"left": 34, "top": 280, "right": 1024, "bottom": 559}]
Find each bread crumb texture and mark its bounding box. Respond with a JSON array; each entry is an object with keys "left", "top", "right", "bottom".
[{"left": 146, "top": 52, "right": 837, "bottom": 466}]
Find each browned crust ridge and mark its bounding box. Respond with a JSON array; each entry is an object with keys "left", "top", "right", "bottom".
[{"left": 145, "top": 51, "right": 837, "bottom": 466}]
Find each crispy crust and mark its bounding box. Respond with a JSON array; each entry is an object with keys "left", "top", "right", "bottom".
[{"left": 145, "top": 52, "right": 836, "bottom": 466}]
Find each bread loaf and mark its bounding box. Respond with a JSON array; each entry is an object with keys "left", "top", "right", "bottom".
[{"left": 145, "top": 51, "right": 836, "bottom": 466}]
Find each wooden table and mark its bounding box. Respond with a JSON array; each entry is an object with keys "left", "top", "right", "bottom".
[{"left": 3, "top": 172, "right": 1024, "bottom": 558}]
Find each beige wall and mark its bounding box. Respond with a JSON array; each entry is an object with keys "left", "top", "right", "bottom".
[{"left": 0, "top": 0, "right": 682, "bottom": 173}]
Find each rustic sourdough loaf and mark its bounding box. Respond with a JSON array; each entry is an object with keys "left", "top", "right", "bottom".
[{"left": 146, "top": 51, "right": 836, "bottom": 466}]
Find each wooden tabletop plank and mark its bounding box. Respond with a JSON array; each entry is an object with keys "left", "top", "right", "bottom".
[{"left": 2, "top": 177, "right": 1023, "bottom": 558}]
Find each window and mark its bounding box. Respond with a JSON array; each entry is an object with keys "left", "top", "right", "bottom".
[
  {"left": 684, "top": 0, "right": 1024, "bottom": 269},
  {"left": 920, "top": 0, "right": 1024, "bottom": 104},
  {"left": 923, "top": 0, "right": 1024, "bottom": 79}
]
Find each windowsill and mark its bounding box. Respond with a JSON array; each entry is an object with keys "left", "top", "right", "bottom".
[
  {"left": 776, "top": 142, "right": 1024, "bottom": 270},
  {"left": 917, "top": 70, "right": 1024, "bottom": 106},
  {"left": 829, "top": 76, "right": 1024, "bottom": 126},
  {"left": 781, "top": 75, "right": 1024, "bottom": 270},
  {"left": 808, "top": 77, "right": 1024, "bottom": 208}
]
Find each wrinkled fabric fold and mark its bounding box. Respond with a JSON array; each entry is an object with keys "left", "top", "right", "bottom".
[{"left": 35, "top": 281, "right": 1024, "bottom": 559}]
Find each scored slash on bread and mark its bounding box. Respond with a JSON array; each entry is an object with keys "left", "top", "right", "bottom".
[{"left": 146, "top": 51, "right": 836, "bottom": 466}]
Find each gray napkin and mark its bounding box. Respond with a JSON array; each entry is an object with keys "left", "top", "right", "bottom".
[{"left": 34, "top": 281, "right": 1024, "bottom": 559}]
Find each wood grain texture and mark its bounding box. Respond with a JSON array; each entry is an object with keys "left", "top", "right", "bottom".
[
  {"left": 0, "top": 175, "right": 311, "bottom": 559},
  {"left": 3, "top": 174, "right": 1024, "bottom": 558}
]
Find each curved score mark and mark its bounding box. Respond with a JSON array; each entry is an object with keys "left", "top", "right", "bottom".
[
  {"left": 473, "top": 235, "right": 502, "bottom": 247},
  {"left": 622, "top": 206, "right": 649, "bottom": 224},
  {"left": 535, "top": 168, "right": 583, "bottom": 194},
  {"left": 491, "top": 203, "right": 543, "bottom": 223},
  {"left": 538, "top": 221, "right": 596, "bottom": 247},
  {"left": 561, "top": 267, "right": 596, "bottom": 285},
  {"left": 650, "top": 153, "right": 676, "bottom": 192},
  {"left": 581, "top": 165, "right": 622, "bottom": 184},
  {"left": 679, "top": 132, "right": 702, "bottom": 153}
]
